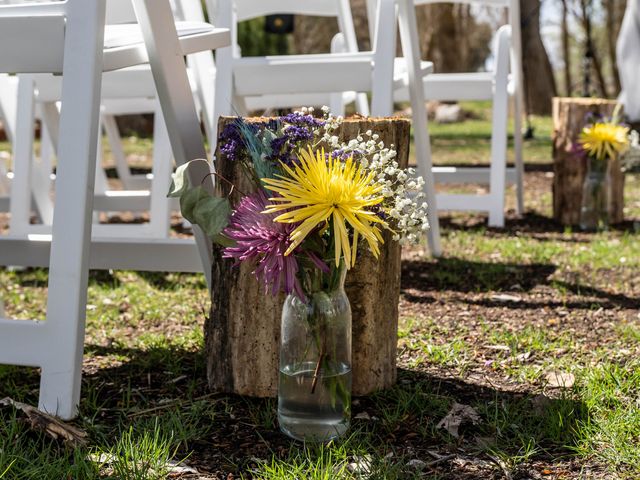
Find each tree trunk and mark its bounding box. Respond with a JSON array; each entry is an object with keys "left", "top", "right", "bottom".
[
  {"left": 579, "top": 0, "right": 608, "bottom": 98},
  {"left": 552, "top": 97, "right": 625, "bottom": 225},
  {"left": 520, "top": 0, "right": 557, "bottom": 115},
  {"left": 561, "top": 0, "right": 572, "bottom": 96},
  {"left": 292, "top": 16, "right": 337, "bottom": 54},
  {"left": 605, "top": 0, "right": 622, "bottom": 96},
  {"left": 206, "top": 116, "right": 410, "bottom": 397}
]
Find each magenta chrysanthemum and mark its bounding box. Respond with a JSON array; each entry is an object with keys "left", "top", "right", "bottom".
[{"left": 222, "top": 190, "right": 327, "bottom": 299}]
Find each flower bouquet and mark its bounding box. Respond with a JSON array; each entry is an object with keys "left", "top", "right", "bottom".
[
  {"left": 169, "top": 107, "right": 429, "bottom": 442},
  {"left": 575, "top": 113, "right": 630, "bottom": 230}
]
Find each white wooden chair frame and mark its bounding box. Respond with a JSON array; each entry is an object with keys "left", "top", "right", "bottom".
[
  {"left": 380, "top": 0, "right": 525, "bottom": 228},
  {"left": 209, "top": 0, "right": 369, "bottom": 118},
  {"left": 0, "top": 0, "right": 229, "bottom": 419},
  {"left": 0, "top": 0, "right": 227, "bottom": 276}
]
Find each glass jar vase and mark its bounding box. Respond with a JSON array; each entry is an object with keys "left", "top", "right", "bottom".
[
  {"left": 580, "top": 156, "right": 612, "bottom": 231},
  {"left": 277, "top": 261, "right": 352, "bottom": 442}
]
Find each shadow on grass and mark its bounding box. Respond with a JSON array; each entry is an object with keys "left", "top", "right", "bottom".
[
  {"left": 134, "top": 271, "right": 207, "bottom": 291},
  {"left": 8, "top": 267, "right": 121, "bottom": 288},
  {"left": 1, "top": 343, "right": 590, "bottom": 478},
  {"left": 402, "top": 257, "right": 640, "bottom": 309},
  {"left": 440, "top": 212, "right": 639, "bottom": 237},
  {"left": 402, "top": 257, "right": 557, "bottom": 293},
  {"left": 439, "top": 213, "right": 565, "bottom": 238}
]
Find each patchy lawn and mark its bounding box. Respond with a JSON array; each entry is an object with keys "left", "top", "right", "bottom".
[{"left": 1, "top": 105, "right": 639, "bottom": 479}]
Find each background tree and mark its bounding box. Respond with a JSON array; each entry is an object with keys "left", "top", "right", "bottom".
[
  {"left": 561, "top": 0, "right": 572, "bottom": 96},
  {"left": 520, "top": 0, "right": 557, "bottom": 115}
]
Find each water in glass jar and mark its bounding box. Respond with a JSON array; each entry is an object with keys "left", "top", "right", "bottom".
[{"left": 278, "top": 361, "right": 351, "bottom": 442}]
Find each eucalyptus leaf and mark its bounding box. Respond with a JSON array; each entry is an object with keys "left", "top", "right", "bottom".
[
  {"left": 167, "top": 163, "right": 190, "bottom": 198},
  {"left": 213, "top": 234, "right": 236, "bottom": 248},
  {"left": 179, "top": 186, "right": 209, "bottom": 223},
  {"left": 192, "top": 195, "right": 232, "bottom": 240},
  {"left": 179, "top": 186, "right": 232, "bottom": 242}
]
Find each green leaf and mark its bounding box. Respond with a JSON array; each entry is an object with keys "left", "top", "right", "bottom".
[
  {"left": 193, "top": 196, "right": 232, "bottom": 240},
  {"left": 213, "top": 234, "right": 236, "bottom": 248},
  {"left": 179, "top": 186, "right": 209, "bottom": 223},
  {"left": 179, "top": 186, "right": 232, "bottom": 242},
  {"left": 167, "top": 163, "right": 190, "bottom": 198}
]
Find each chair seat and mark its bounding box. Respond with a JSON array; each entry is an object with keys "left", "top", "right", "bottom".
[
  {"left": 393, "top": 57, "right": 433, "bottom": 87},
  {"left": 232, "top": 52, "right": 376, "bottom": 96},
  {"left": 0, "top": 234, "right": 201, "bottom": 272},
  {"left": 103, "top": 21, "right": 230, "bottom": 71},
  {"left": 394, "top": 58, "right": 517, "bottom": 102}
]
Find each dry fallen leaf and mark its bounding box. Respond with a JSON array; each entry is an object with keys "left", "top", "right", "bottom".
[
  {"left": 0, "top": 397, "right": 88, "bottom": 446},
  {"left": 436, "top": 402, "right": 481, "bottom": 438},
  {"left": 545, "top": 371, "right": 575, "bottom": 388}
]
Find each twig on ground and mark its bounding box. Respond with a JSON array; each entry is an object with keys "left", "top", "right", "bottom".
[
  {"left": 0, "top": 397, "right": 88, "bottom": 447},
  {"left": 126, "top": 392, "right": 218, "bottom": 418},
  {"left": 486, "top": 453, "right": 513, "bottom": 480}
]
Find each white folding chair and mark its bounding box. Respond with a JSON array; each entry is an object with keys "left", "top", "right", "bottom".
[
  {"left": 0, "top": 0, "right": 113, "bottom": 420},
  {"left": 0, "top": 0, "right": 227, "bottom": 276},
  {"left": 210, "top": 0, "right": 442, "bottom": 255},
  {"left": 383, "top": 0, "right": 525, "bottom": 228},
  {"left": 0, "top": 0, "right": 228, "bottom": 419},
  {"left": 0, "top": 74, "right": 18, "bottom": 212},
  {"left": 223, "top": 0, "right": 369, "bottom": 116},
  {"left": 210, "top": 0, "right": 395, "bottom": 128}
]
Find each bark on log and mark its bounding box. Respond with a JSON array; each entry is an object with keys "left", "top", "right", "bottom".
[
  {"left": 552, "top": 97, "right": 625, "bottom": 225},
  {"left": 206, "top": 116, "right": 410, "bottom": 397}
]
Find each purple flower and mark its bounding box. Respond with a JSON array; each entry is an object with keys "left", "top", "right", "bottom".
[
  {"left": 218, "top": 119, "right": 259, "bottom": 161},
  {"left": 267, "top": 113, "right": 325, "bottom": 165},
  {"left": 222, "top": 190, "right": 327, "bottom": 299},
  {"left": 281, "top": 112, "right": 325, "bottom": 129}
]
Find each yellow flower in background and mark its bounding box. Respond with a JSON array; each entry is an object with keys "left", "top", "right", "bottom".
[
  {"left": 262, "top": 147, "right": 388, "bottom": 268},
  {"left": 579, "top": 122, "right": 630, "bottom": 161}
]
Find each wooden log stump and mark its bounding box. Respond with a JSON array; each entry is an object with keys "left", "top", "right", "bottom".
[
  {"left": 205, "top": 116, "right": 410, "bottom": 397},
  {"left": 552, "top": 97, "right": 625, "bottom": 225}
]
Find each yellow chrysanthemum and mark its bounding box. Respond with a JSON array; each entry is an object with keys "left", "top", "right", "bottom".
[
  {"left": 579, "top": 122, "right": 629, "bottom": 161},
  {"left": 262, "top": 147, "right": 388, "bottom": 268}
]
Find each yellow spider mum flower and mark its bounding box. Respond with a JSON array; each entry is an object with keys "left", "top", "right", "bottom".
[
  {"left": 262, "top": 147, "right": 388, "bottom": 268},
  {"left": 579, "top": 122, "right": 629, "bottom": 162}
]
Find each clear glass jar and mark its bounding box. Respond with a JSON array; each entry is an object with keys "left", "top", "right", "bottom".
[
  {"left": 277, "top": 261, "right": 352, "bottom": 442},
  {"left": 580, "top": 156, "right": 611, "bottom": 231}
]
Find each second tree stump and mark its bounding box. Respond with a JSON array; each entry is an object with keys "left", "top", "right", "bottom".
[{"left": 552, "top": 97, "right": 625, "bottom": 225}]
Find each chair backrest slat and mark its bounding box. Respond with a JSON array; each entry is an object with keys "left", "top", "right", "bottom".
[
  {"left": 235, "top": 0, "right": 342, "bottom": 21},
  {"left": 0, "top": 14, "right": 65, "bottom": 73},
  {"left": 414, "top": 0, "right": 509, "bottom": 6},
  {"left": 105, "top": 0, "right": 137, "bottom": 24}
]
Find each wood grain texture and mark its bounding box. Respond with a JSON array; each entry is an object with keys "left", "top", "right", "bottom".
[
  {"left": 205, "top": 116, "right": 410, "bottom": 397},
  {"left": 551, "top": 97, "right": 625, "bottom": 225}
]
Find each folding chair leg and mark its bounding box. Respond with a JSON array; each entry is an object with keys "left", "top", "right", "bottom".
[
  {"left": 330, "top": 92, "right": 346, "bottom": 116},
  {"left": 9, "top": 76, "right": 36, "bottom": 235},
  {"left": 487, "top": 27, "right": 510, "bottom": 228},
  {"left": 132, "top": 0, "right": 213, "bottom": 287},
  {"left": 102, "top": 113, "right": 135, "bottom": 189},
  {"left": 147, "top": 102, "right": 173, "bottom": 238},
  {"left": 397, "top": 0, "right": 442, "bottom": 257},
  {"left": 513, "top": 91, "right": 525, "bottom": 216},
  {"left": 38, "top": 0, "right": 106, "bottom": 419}
]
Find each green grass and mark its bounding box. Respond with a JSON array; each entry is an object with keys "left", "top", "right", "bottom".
[{"left": 1, "top": 102, "right": 640, "bottom": 478}]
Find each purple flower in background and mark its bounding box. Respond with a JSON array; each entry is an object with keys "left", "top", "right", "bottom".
[{"left": 222, "top": 190, "right": 327, "bottom": 299}]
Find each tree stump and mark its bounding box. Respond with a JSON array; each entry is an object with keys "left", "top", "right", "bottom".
[
  {"left": 552, "top": 97, "right": 625, "bottom": 225},
  {"left": 205, "top": 116, "right": 410, "bottom": 397}
]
